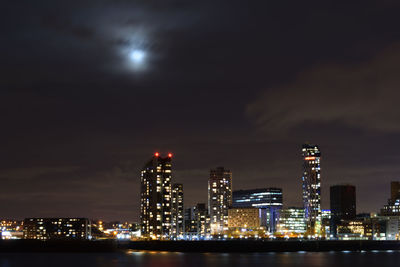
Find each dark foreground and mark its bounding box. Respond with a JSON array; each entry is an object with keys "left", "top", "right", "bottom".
[{"left": 1, "top": 240, "right": 400, "bottom": 253}]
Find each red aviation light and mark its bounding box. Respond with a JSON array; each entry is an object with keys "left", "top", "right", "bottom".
[
  {"left": 305, "top": 156, "right": 316, "bottom": 161},
  {"left": 154, "top": 152, "right": 159, "bottom": 157},
  {"left": 168, "top": 153, "right": 173, "bottom": 158}
]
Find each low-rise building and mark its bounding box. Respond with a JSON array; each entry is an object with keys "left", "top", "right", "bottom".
[
  {"left": 184, "top": 203, "right": 210, "bottom": 240},
  {"left": 321, "top": 209, "right": 331, "bottom": 238},
  {"left": 23, "top": 218, "right": 91, "bottom": 240},
  {"left": 277, "top": 207, "right": 306, "bottom": 237},
  {"left": 232, "top": 188, "right": 282, "bottom": 233},
  {"left": 337, "top": 219, "right": 368, "bottom": 240},
  {"left": 227, "top": 208, "right": 267, "bottom": 238},
  {"left": 336, "top": 216, "right": 399, "bottom": 240}
]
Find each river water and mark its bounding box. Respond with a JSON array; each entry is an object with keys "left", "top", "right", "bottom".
[{"left": 0, "top": 250, "right": 399, "bottom": 267}]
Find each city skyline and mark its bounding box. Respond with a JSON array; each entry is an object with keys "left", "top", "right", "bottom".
[
  {"left": 2, "top": 150, "right": 400, "bottom": 241},
  {"left": 135, "top": 149, "right": 400, "bottom": 221},
  {"left": 135, "top": 150, "right": 400, "bottom": 240},
  {"left": 0, "top": 148, "right": 398, "bottom": 221}
]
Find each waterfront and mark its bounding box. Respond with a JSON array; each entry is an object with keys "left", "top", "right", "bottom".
[{"left": 0, "top": 251, "right": 400, "bottom": 267}]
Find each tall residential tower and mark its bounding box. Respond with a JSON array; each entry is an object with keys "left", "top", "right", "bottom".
[
  {"left": 302, "top": 144, "right": 322, "bottom": 236},
  {"left": 140, "top": 153, "right": 173, "bottom": 239},
  {"left": 172, "top": 183, "right": 184, "bottom": 238},
  {"left": 208, "top": 167, "right": 232, "bottom": 234}
]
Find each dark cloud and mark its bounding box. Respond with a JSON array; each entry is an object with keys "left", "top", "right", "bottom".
[
  {"left": 247, "top": 44, "right": 400, "bottom": 134},
  {"left": 2, "top": 0, "right": 400, "bottom": 221}
]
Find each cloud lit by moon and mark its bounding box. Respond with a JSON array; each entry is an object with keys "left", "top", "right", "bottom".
[
  {"left": 111, "top": 27, "right": 152, "bottom": 72},
  {"left": 118, "top": 35, "right": 152, "bottom": 72},
  {"left": 118, "top": 45, "right": 149, "bottom": 72}
]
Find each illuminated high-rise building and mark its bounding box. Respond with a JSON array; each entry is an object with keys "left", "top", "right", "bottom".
[
  {"left": 302, "top": 144, "right": 322, "bottom": 236},
  {"left": 172, "top": 183, "right": 184, "bottom": 238},
  {"left": 208, "top": 167, "right": 232, "bottom": 234},
  {"left": 140, "top": 153, "right": 173, "bottom": 239}
]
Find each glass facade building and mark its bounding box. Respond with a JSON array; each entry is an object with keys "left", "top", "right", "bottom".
[
  {"left": 277, "top": 207, "right": 306, "bottom": 235},
  {"left": 232, "top": 188, "right": 282, "bottom": 232},
  {"left": 302, "top": 144, "right": 322, "bottom": 236}
]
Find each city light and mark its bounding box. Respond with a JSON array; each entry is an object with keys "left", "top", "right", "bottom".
[{"left": 8, "top": 147, "right": 400, "bottom": 245}]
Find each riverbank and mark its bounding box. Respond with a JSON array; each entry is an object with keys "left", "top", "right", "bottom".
[
  {"left": 0, "top": 240, "right": 400, "bottom": 253},
  {"left": 120, "top": 240, "right": 400, "bottom": 253}
]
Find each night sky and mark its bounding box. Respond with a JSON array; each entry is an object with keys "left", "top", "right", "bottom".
[{"left": 2, "top": 0, "right": 400, "bottom": 221}]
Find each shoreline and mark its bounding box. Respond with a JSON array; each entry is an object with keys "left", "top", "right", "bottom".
[
  {"left": 120, "top": 240, "right": 400, "bottom": 253},
  {"left": 0, "top": 240, "right": 400, "bottom": 253}
]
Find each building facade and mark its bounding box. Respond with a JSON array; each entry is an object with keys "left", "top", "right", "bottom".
[
  {"left": 183, "top": 203, "right": 210, "bottom": 239},
  {"left": 23, "top": 218, "right": 90, "bottom": 240},
  {"left": 391, "top": 182, "right": 400, "bottom": 202},
  {"left": 302, "top": 144, "right": 322, "bottom": 236},
  {"left": 208, "top": 167, "right": 232, "bottom": 234},
  {"left": 184, "top": 207, "right": 197, "bottom": 237},
  {"left": 336, "top": 216, "right": 396, "bottom": 240},
  {"left": 330, "top": 184, "right": 356, "bottom": 236},
  {"left": 171, "top": 183, "right": 184, "bottom": 238},
  {"left": 382, "top": 182, "right": 400, "bottom": 216},
  {"left": 336, "top": 219, "right": 367, "bottom": 240},
  {"left": 228, "top": 208, "right": 266, "bottom": 228},
  {"left": 232, "top": 188, "right": 282, "bottom": 233},
  {"left": 140, "top": 153, "right": 173, "bottom": 239},
  {"left": 277, "top": 207, "right": 306, "bottom": 236},
  {"left": 227, "top": 208, "right": 267, "bottom": 238},
  {"left": 321, "top": 209, "right": 331, "bottom": 237},
  {"left": 193, "top": 203, "right": 210, "bottom": 237}
]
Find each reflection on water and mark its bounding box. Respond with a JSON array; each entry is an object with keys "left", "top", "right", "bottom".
[{"left": 0, "top": 250, "right": 400, "bottom": 267}]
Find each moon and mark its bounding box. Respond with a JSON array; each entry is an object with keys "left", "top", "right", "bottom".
[{"left": 130, "top": 50, "right": 146, "bottom": 63}]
